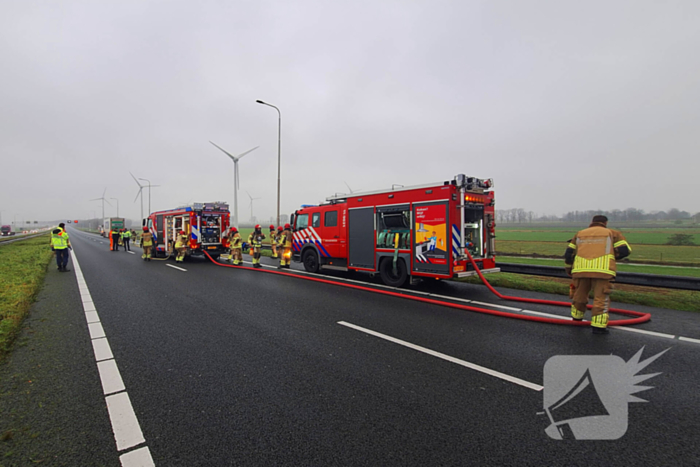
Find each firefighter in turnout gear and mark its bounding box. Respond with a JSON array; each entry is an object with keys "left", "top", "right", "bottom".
[
  {"left": 278, "top": 223, "right": 293, "bottom": 269},
  {"left": 140, "top": 227, "right": 153, "bottom": 261},
  {"left": 248, "top": 224, "right": 265, "bottom": 268},
  {"left": 228, "top": 227, "right": 243, "bottom": 265},
  {"left": 564, "top": 215, "right": 631, "bottom": 334},
  {"left": 175, "top": 231, "right": 188, "bottom": 263},
  {"left": 269, "top": 225, "right": 278, "bottom": 258}
]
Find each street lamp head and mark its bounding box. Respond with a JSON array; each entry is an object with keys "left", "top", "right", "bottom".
[{"left": 256, "top": 99, "right": 265, "bottom": 104}]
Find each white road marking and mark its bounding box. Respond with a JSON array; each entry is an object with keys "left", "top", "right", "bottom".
[
  {"left": 679, "top": 336, "right": 700, "bottom": 344},
  {"left": 92, "top": 338, "right": 114, "bottom": 362},
  {"left": 613, "top": 327, "right": 676, "bottom": 339},
  {"left": 470, "top": 300, "right": 522, "bottom": 312},
  {"left": 521, "top": 310, "right": 568, "bottom": 320},
  {"left": 97, "top": 359, "right": 126, "bottom": 395},
  {"left": 166, "top": 264, "right": 187, "bottom": 272},
  {"left": 70, "top": 248, "right": 152, "bottom": 459},
  {"left": 85, "top": 311, "right": 100, "bottom": 323},
  {"left": 106, "top": 392, "right": 147, "bottom": 451},
  {"left": 120, "top": 446, "right": 155, "bottom": 467},
  {"left": 338, "top": 321, "right": 543, "bottom": 391},
  {"left": 128, "top": 251, "right": 135, "bottom": 255},
  {"left": 88, "top": 322, "right": 106, "bottom": 339}
]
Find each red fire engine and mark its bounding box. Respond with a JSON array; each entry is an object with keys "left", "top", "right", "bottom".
[
  {"left": 145, "top": 202, "right": 230, "bottom": 260},
  {"left": 290, "top": 174, "right": 498, "bottom": 286}
]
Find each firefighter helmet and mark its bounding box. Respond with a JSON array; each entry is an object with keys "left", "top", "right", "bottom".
[
  {"left": 269, "top": 224, "right": 275, "bottom": 230},
  {"left": 230, "top": 227, "right": 238, "bottom": 233},
  {"left": 284, "top": 223, "right": 291, "bottom": 229},
  {"left": 277, "top": 226, "right": 283, "bottom": 231},
  {"left": 180, "top": 230, "right": 186, "bottom": 236},
  {"left": 142, "top": 226, "right": 148, "bottom": 232},
  {"left": 255, "top": 224, "right": 261, "bottom": 230}
]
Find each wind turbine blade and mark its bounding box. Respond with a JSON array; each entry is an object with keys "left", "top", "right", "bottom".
[
  {"left": 104, "top": 198, "right": 113, "bottom": 207},
  {"left": 246, "top": 191, "right": 252, "bottom": 200},
  {"left": 129, "top": 171, "right": 143, "bottom": 187},
  {"left": 344, "top": 181, "right": 354, "bottom": 193},
  {"left": 102, "top": 187, "right": 107, "bottom": 198},
  {"left": 150, "top": 185, "right": 161, "bottom": 188},
  {"left": 89, "top": 197, "right": 101, "bottom": 201},
  {"left": 134, "top": 188, "right": 143, "bottom": 203},
  {"left": 235, "top": 165, "right": 240, "bottom": 190},
  {"left": 235, "top": 146, "right": 259, "bottom": 161},
  {"left": 210, "top": 141, "right": 237, "bottom": 161}
]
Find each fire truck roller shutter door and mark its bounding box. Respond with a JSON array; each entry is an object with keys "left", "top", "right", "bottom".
[{"left": 348, "top": 207, "right": 375, "bottom": 269}]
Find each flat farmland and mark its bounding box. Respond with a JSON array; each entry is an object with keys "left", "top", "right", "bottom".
[{"left": 496, "top": 225, "right": 700, "bottom": 265}]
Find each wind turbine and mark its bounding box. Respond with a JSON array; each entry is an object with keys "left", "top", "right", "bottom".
[
  {"left": 344, "top": 181, "right": 355, "bottom": 194},
  {"left": 130, "top": 172, "right": 145, "bottom": 222},
  {"left": 138, "top": 178, "right": 160, "bottom": 216},
  {"left": 246, "top": 191, "right": 262, "bottom": 223},
  {"left": 209, "top": 141, "right": 259, "bottom": 227},
  {"left": 90, "top": 188, "right": 112, "bottom": 224}
]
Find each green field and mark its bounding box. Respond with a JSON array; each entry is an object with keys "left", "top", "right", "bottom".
[
  {"left": 496, "top": 227, "right": 700, "bottom": 245},
  {"left": 495, "top": 224, "right": 700, "bottom": 266}
]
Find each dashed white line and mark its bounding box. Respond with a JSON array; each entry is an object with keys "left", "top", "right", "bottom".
[
  {"left": 97, "top": 359, "right": 126, "bottom": 395},
  {"left": 127, "top": 251, "right": 135, "bottom": 255},
  {"left": 71, "top": 248, "right": 153, "bottom": 464},
  {"left": 470, "top": 300, "right": 522, "bottom": 312},
  {"left": 106, "top": 392, "right": 146, "bottom": 451},
  {"left": 166, "top": 264, "right": 187, "bottom": 272},
  {"left": 120, "top": 446, "right": 155, "bottom": 467},
  {"left": 427, "top": 294, "right": 473, "bottom": 303},
  {"left": 679, "top": 336, "right": 700, "bottom": 344},
  {"left": 92, "top": 338, "right": 114, "bottom": 362},
  {"left": 338, "top": 321, "right": 543, "bottom": 391}
]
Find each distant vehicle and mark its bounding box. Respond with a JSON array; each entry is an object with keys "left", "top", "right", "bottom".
[
  {"left": 74, "top": 220, "right": 79, "bottom": 224},
  {"left": 1, "top": 225, "right": 15, "bottom": 236},
  {"left": 68, "top": 220, "right": 73, "bottom": 223},
  {"left": 102, "top": 218, "right": 125, "bottom": 237}
]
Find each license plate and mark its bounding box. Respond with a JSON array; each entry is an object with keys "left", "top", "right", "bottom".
[{"left": 207, "top": 246, "right": 216, "bottom": 250}]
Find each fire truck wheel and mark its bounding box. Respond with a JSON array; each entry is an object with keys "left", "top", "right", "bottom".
[
  {"left": 302, "top": 249, "right": 320, "bottom": 273},
  {"left": 379, "top": 257, "right": 408, "bottom": 287}
]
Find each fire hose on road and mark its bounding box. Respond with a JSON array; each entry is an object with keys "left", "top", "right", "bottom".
[{"left": 204, "top": 251, "right": 651, "bottom": 327}]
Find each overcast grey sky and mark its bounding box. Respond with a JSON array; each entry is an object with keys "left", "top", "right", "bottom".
[{"left": 1, "top": 0, "right": 699, "bottom": 225}]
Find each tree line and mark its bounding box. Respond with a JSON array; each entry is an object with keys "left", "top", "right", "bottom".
[{"left": 497, "top": 208, "right": 700, "bottom": 224}]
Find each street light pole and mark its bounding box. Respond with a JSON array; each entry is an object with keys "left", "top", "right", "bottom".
[
  {"left": 256, "top": 99, "right": 281, "bottom": 226},
  {"left": 111, "top": 198, "right": 120, "bottom": 217}
]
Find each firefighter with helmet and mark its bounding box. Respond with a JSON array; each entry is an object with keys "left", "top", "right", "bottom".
[
  {"left": 275, "top": 226, "right": 284, "bottom": 257},
  {"left": 564, "top": 215, "right": 632, "bottom": 334},
  {"left": 248, "top": 225, "right": 265, "bottom": 268},
  {"left": 228, "top": 227, "right": 243, "bottom": 265},
  {"left": 140, "top": 226, "right": 154, "bottom": 261},
  {"left": 278, "top": 223, "right": 293, "bottom": 269},
  {"left": 269, "top": 225, "right": 278, "bottom": 258},
  {"left": 175, "top": 230, "right": 188, "bottom": 263}
]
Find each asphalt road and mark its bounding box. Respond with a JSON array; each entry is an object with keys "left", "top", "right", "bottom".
[{"left": 1, "top": 226, "right": 699, "bottom": 466}]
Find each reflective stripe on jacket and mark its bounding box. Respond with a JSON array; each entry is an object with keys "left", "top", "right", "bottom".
[
  {"left": 230, "top": 233, "right": 242, "bottom": 249},
  {"left": 565, "top": 224, "right": 631, "bottom": 278}
]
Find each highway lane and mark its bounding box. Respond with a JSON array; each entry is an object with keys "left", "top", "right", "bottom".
[{"left": 46, "top": 227, "right": 700, "bottom": 464}]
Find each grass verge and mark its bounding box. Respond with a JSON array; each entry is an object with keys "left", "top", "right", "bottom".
[
  {"left": 0, "top": 234, "right": 52, "bottom": 362},
  {"left": 456, "top": 272, "right": 700, "bottom": 313}
]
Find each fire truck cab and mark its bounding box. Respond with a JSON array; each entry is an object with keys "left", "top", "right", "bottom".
[
  {"left": 145, "top": 202, "right": 230, "bottom": 260},
  {"left": 291, "top": 174, "right": 498, "bottom": 286}
]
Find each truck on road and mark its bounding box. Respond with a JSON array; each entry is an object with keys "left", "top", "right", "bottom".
[
  {"left": 102, "top": 218, "right": 125, "bottom": 237},
  {"left": 290, "top": 174, "right": 498, "bottom": 287},
  {"left": 1, "top": 225, "right": 14, "bottom": 236}
]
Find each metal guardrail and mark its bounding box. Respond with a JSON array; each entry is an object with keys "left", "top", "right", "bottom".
[
  {"left": 497, "top": 263, "right": 700, "bottom": 291},
  {"left": 0, "top": 232, "right": 48, "bottom": 246}
]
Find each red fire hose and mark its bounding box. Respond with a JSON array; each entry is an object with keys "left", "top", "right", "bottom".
[{"left": 204, "top": 251, "right": 651, "bottom": 327}]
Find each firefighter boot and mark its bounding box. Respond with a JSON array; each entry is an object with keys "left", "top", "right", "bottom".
[
  {"left": 571, "top": 305, "right": 584, "bottom": 321},
  {"left": 591, "top": 313, "right": 609, "bottom": 334}
]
